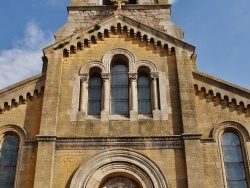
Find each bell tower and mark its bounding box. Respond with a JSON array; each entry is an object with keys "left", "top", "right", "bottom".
[{"left": 55, "top": 0, "right": 183, "bottom": 41}]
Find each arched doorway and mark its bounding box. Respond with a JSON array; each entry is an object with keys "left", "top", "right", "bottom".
[{"left": 70, "top": 149, "right": 168, "bottom": 188}]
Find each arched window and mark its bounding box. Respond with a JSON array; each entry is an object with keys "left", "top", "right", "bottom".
[
  {"left": 0, "top": 134, "right": 20, "bottom": 187},
  {"left": 138, "top": 72, "right": 151, "bottom": 114},
  {"left": 88, "top": 73, "right": 102, "bottom": 115},
  {"left": 221, "top": 132, "right": 248, "bottom": 187},
  {"left": 111, "top": 61, "right": 129, "bottom": 115}
]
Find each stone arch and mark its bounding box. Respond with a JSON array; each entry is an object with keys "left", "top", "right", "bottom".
[
  {"left": 0, "top": 125, "right": 26, "bottom": 188},
  {"left": 70, "top": 148, "right": 168, "bottom": 188},
  {"left": 212, "top": 121, "right": 250, "bottom": 142},
  {"left": 0, "top": 124, "right": 26, "bottom": 142},
  {"left": 102, "top": 48, "right": 136, "bottom": 73},
  {"left": 135, "top": 60, "right": 158, "bottom": 73},
  {"left": 79, "top": 61, "right": 105, "bottom": 74}
]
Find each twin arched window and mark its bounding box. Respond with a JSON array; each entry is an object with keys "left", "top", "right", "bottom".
[
  {"left": 0, "top": 134, "right": 19, "bottom": 187},
  {"left": 221, "top": 131, "right": 248, "bottom": 187},
  {"left": 87, "top": 61, "right": 153, "bottom": 116}
]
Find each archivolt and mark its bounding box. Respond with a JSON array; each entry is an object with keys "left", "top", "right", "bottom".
[
  {"left": 102, "top": 48, "right": 136, "bottom": 73},
  {"left": 212, "top": 121, "right": 250, "bottom": 142},
  {"left": 70, "top": 148, "right": 168, "bottom": 188},
  {"left": 79, "top": 61, "right": 105, "bottom": 74},
  {"left": 0, "top": 124, "right": 26, "bottom": 142},
  {"left": 134, "top": 60, "right": 158, "bottom": 72}
]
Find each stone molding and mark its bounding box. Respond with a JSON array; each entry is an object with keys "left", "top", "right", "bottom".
[
  {"left": 212, "top": 121, "right": 250, "bottom": 142},
  {"left": 193, "top": 71, "right": 250, "bottom": 99},
  {"left": 36, "top": 135, "right": 57, "bottom": 142},
  {"left": 55, "top": 136, "right": 183, "bottom": 150},
  {"left": 0, "top": 124, "right": 27, "bottom": 142},
  {"left": 181, "top": 133, "right": 202, "bottom": 140},
  {"left": 70, "top": 148, "right": 169, "bottom": 188},
  {"left": 68, "top": 5, "right": 171, "bottom": 10}
]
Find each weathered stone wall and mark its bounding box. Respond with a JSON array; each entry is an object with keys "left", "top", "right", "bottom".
[
  {"left": 195, "top": 92, "right": 250, "bottom": 188},
  {"left": 56, "top": 34, "right": 177, "bottom": 136},
  {"left": 52, "top": 149, "right": 187, "bottom": 188},
  {"left": 55, "top": 6, "right": 183, "bottom": 41},
  {"left": 0, "top": 93, "right": 43, "bottom": 187}
]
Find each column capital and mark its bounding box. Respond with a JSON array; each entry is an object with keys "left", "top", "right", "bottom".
[
  {"left": 150, "top": 72, "right": 159, "bottom": 79},
  {"left": 101, "top": 73, "right": 110, "bottom": 80},
  {"left": 129, "top": 73, "right": 137, "bottom": 80},
  {"left": 79, "top": 74, "right": 88, "bottom": 81}
]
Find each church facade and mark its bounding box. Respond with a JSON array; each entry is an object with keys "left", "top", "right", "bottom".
[{"left": 0, "top": 0, "right": 250, "bottom": 187}]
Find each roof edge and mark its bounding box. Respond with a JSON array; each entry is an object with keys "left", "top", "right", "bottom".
[
  {"left": 193, "top": 70, "right": 250, "bottom": 98},
  {"left": 43, "top": 14, "right": 195, "bottom": 53},
  {"left": 0, "top": 74, "right": 46, "bottom": 95}
]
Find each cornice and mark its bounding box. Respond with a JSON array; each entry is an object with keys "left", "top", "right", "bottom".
[
  {"left": 55, "top": 136, "right": 183, "bottom": 150},
  {"left": 43, "top": 14, "right": 195, "bottom": 53},
  {"left": 67, "top": 4, "right": 171, "bottom": 11},
  {"left": 182, "top": 133, "right": 202, "bottom": 140},
  {"left": 193, "top": 71, "right": 250, "bottom": 99}
]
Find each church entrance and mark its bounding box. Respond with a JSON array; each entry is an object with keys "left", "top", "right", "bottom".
[{"left": 70, "top": 149, "right": 168, "bottom": 188}]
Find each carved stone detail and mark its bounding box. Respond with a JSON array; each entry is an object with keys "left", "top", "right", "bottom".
[
  {"left": 129, "top": 73, "right": 137, "bottom": 80},
  {"left": 102, "top": 73, "right": 110, "bottom": 80},
  {"left": 100, "top": 176, "right": 140, "bottom": 188},
  {"left": 150, "top": 72, "right": 159, "bottom": 79},
  {"left": 56, "top": 136, "right": 183, "bottom": 150},
  {"left": 37, "top": 135, "right": 57, "bottom": 142},
  {"left": 182, "top": 133, "right": 202, "bottom": 140}
]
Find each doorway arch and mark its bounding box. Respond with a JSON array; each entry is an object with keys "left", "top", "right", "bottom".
[{"left": 70, "top": 149, "right": 168, "bottom": 188}]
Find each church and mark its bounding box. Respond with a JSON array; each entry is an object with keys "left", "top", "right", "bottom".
[{"left": 0, "top": 0, "right": 250, "bottom": 187}]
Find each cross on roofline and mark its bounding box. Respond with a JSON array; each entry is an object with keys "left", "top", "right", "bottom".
[{"left": 111, "top": 0, "right": 128, "bottom": 9}]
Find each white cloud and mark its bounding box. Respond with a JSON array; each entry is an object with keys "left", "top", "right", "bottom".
[
  {"left": 169, "top": 0, "right": 178, "bottom": 4},
  {"left": 0, "top": 21, "right": 54, "bottom": 89}
]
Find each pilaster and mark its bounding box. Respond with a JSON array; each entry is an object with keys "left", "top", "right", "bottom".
[
  {"left": 33, "top": 50, "right": 63, "bottom": 187},
  {"left": 176, "top": 50, "right": 205, "bottom": 187},
  {"left": 33, "top": 136, "right": 56, "bottom": 188}
]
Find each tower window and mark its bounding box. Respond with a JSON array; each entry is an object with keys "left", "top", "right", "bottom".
[
  {"left": 138, "top": 72, "right": 151, "bottom": 114},
  {"left": 88, "top": 73, "right": 102, "bottom": 115},
  {"left": 111, "top": 60, "right": 129, "bottom": 115}
]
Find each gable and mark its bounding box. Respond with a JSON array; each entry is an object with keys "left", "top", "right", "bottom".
[{"left": 44, "top": 14, "right": 195, "bottom": 56}]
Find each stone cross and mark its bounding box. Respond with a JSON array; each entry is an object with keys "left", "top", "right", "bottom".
[{"left": 111, "top": 0, "right": 128, "bottom": 10}]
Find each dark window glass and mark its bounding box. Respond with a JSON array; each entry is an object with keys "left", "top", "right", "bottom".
[
  {"left": 138, "top": 72, "right": 151, "bottom": 114},
  {"left": 111, "top": 61, "right": 129, "bottom": 115},
  {"left": 88, "top": 73, "right": 102, "bottom": 115},
  {"left": 222, "top": 132, "right": 247, "bottom": 188},
  {"left": 0, "top": 135, "right": 19, "bottom": 188}
]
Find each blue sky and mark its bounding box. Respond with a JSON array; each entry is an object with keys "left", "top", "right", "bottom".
[{"left": 0, "top": 0, "right": 249, "bottom": 90}]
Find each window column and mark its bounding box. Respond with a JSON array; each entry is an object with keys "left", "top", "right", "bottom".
[
  {"left": 79, "top": 74, "right": 88, "bottom": 113},
  {"left": 101, "top": 73, "right": 110, "bottom": 121},
  {"left": 129, "top": 73, "right": 138, "bottom": 120},
  {"left": 151, "top": 72, "right": 159, "bottom": 110},
  {"left": 151, "top": 72, "right": 161, "bottom": 120}
]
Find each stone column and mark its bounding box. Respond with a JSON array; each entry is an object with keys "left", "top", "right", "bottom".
[
  {"left": 101, "top": 73, "right": 110, "bottom": 121},
  {"left": 151, "top": 72, "right": 161, "bottom": 120},
  {"left": 151, "top": 72, "right": 159, "bottom": 110},
  {"left": 79, "top": 74, "right": 88, "bottom": 113},
  {"left": 129, "top": 73, "right": 138, "bottom": 120}
]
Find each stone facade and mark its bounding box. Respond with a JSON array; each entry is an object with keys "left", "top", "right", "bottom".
[{"left": 0, "top": 1, "right": 250, "bottom": 188}]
